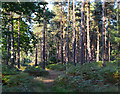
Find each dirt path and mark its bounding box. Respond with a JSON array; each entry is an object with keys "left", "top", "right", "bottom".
[{"left": 33, "top": 69, "right": 64, "bottom": 92}]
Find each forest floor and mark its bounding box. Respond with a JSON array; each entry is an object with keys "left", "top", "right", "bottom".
[{"left": 33, "top": 69, "right": 65, "bottom": 92}]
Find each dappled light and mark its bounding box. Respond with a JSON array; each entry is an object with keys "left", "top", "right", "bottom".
[{"left": 1, "top": 0, "right": 120, "bottom": 93}]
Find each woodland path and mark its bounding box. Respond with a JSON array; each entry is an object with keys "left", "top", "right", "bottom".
[{"left": 33, "top": 69, "right": 65, "bottom": 92}]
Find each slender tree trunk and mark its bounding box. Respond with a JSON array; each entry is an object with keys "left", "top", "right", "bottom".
[
  {"left": 87, "top": 0, "right": 91, "bottom": 63},
  {"left": 96, "top": 21, "right": 99, "bottom": 62},
  {"left": 56, "top": 33, "right": 59, "bottom": 63},
  {"left": 45, "top": 22, "right": 47, "bottom": 64},
  {"left": 105, "top": 7, "right": 107, "bottom": 60},
  {"left": 80, "top": 0, "right": 85, "bottom": 65},
  {"left": 40, "top": 38, "right": 42, "bottom": 64},
  {"left": 66, "top": 0, "right": 70, "bottom": 68},
  {"left": 6, "top": 23, "right": 10, "bottom": 65},
  {"left": 42, "top": 5, "right": 46, "bottom": 69},
  {"left": 35, "top": 43, "right": 38, "bottom": 66},
  {"left": 73, "top": 0, "right": 76, "bottom": 66},
  {"left": 60, "top": 4, "right": 63, "bottom": 64},
  {"left": 108, "top": 18, "right": 110, "bottom": 62},
  {"left": 11, "top": 14, "right": 14, "bottom": 66},
  {"left": 62, "top": 17, "right": 66, "bottom": 64},
  {"left": 102, "top": 2, "right": 106, "bottom": 66},
  {"left": 17, "top": 18, "right": 20, "bottom": 68},
  {"left": 76, "top": 30, "right": 78, "bottom": 63}
]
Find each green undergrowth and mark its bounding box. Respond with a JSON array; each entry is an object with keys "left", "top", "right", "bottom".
[
  {"left": 2, "top": 64, "right": 21, "bottom": 75},
  {"left": 24, "top": 65, "right": 49, "bottom": 77},
  {"left": 54, "top": 61, "right": 119, "bottom": 92},
  {"left": 2, "top": 63, "right": 49, "bottom": 92},
  {"left": 47, "top": 63, "right": 66, "bottom": 71},
  {"left": 2, "top": 72, "right": 44, "bottom": 92}
]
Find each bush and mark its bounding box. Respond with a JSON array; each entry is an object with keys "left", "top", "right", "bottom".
[{"left": 24, "top": 66, "right": 49, "bottom": 76}]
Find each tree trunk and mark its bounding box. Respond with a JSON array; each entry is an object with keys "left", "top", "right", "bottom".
[
  {"left": 10, "top": 14, "right": 14, "bottom": 66},
  {"left": 73, "top": 0, "right": 76, "bottom": 66},
  {"left": 60, "top": 4, "right": 63, "bottom": 64},
  {"left": 42, "top": 5, "right": 46, "bottom": 69},
  {"left": 96, "top": 21, "right": 99, "bottom": 62},
  {"left": 108, "top": 18, "right": 110, "bottom": 62},
  {"left": 80, "top": 0, "right": 85, "bottom": 65},
  {"left": 105, "top": 7, "right": 107, "bottom": 60},
  {"left": 56, "top": 33, "right": 59, "bottom": 64},
  {"left": 45, "top": 22, "right": 48, "bottom": 65},
  {"left": 35, "top": 43, "right": 38, "bottom": 66},
  {"left": 87, "top": 0, "right": 91, "bottom": 63},
  {"left": 6, "top": 23, "right": 10, "bottom": 65},
  {"left": 102, "top": 2, "right": 106, "bottom": 66},
  {"left": 66, "top": 0, "right": 70, "bottom": 68},
  {"left": 17, "top": 18, "right": 20, "bottom": 68},
  {"left": 63, "top": 8, "right": 66, "bottom": 64}
]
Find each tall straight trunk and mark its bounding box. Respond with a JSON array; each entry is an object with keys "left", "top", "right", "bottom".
[
  {"left": 17, "top": 18, "right": 20, "bottom": 68},
  {"left": 87, "top": 0, "right": 91, "bottom": 63},
  {"left": 6, "top": 23, "right": 10, "bottom": 65},
  {"left": 108, "top": 17, "right": 110, "bottom": 62},
  {"left": 76, "top": 29, "right": 79, "bottom": 63},
  {"left": 91, "top": 33, "right": 95, "bottom": 61},
  {"left": 73, "top": 0, "right": 76, "bottom": 66},
  {"left": 60, "top": 4, "right": 63, "bottom": 64},
  {"left": 45, "top": 22, "right": 47, "bottom": 64},
  {"left": 35, "top": 43, "right": 38, "bottom": 66},
  {"left": 40, "top": 39, "right": 42, "bottom": 64},
  {"left": 66, "top": 0, "right": 70, "bottom": 68},
  {"left": 56, "top": 33, "right": 59, "bottom": 63},
  {"left": 102, "top": 2, "right": 105, "bottom": 66},
  {"left": 105, "top": 7, "right": 107, "bottom": 60},
  {"left": 80, "top": 0, "right": 85, "bottom": 65},
  {"left": 42, "top": 5, "right": 46, "bottom": 69},
  {"left": 63, "top": 9, "right": 66, "bottom": 64},
  {"left": 11, "top": 15, "right": 14, "bottom": 66},
  {"left": 96, "top": 21, "right": 99, "bottom": 62}
]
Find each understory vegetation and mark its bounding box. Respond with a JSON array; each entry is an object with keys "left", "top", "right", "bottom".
[
  {"left": 53, "top": 61, "right": 119, "bottom": 92},
  {"left": 2, "top": 64, "right": 48, "bottom": 92},
  {"left": 1, "top": 0, "right": 120, "bottom": 93}
]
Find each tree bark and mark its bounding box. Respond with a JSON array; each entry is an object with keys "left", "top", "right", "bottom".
[
  {"left": 80, "top": 0, "right": 85, "bottom": 65},
  {"left": 105, "top": 6, "right": 107, "bottom": 60},
  {"left": 10, "top": 14, "right": 14, "bottom": 66},
  {"left": 102, "top": 2, "right": 106, "bottom": 66},
  {"left": 56, "top": 33, "right": 59, "bottom": 64},
  {"left": 87, "top": 0, "right": 91, "bottom": 63},
  {"left": 35, "top": 43, "right": 38, "bottom": 66},
  {"left": 96, "top": 21, "right": 99, "bottom": 62},
  {"left": 63, "top": 8, "right": 66, "bottom": 64},
  {"left": 108, "top": 17, "right": 110, "bottom": 62},
  {"left": 6, "top": 22, "right": 10, "bottom": 65},
  {"left": 17, "top": 18, "right": 20, "bottom": 68},
  {"left": 73, "top": 0, "right": 76, "bottom": 66},
  {"left": 42, "top": 4, "right": 46, "bottom": 69},
  {"left": 60, "top": 4, "right": 63, "bottom": 65},
  {"left": 66, "top": 0, "right": 70, "bottom": 68}
]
